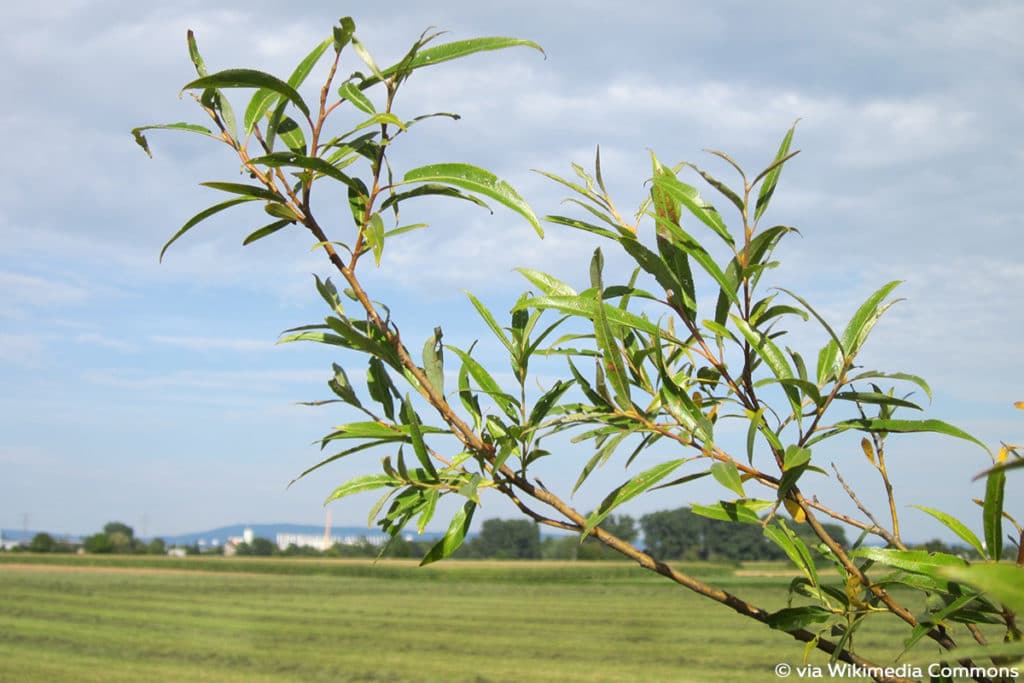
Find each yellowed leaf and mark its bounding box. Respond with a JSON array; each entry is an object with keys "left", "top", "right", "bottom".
[
  {"left": 784, "top": 497, "right": 807, "bottom": 523},
  {"left": 1014, "top": 401, "right": 1024, "bottom": 410},
  {"left": 861, "top": 437, "right": 876, "bottom": 466}
]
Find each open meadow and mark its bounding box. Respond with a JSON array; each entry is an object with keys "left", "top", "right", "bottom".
[{"left": 0, "top": 556, "right": 930, "bottom": 682}]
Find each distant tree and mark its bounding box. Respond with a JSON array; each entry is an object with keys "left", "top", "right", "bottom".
[
  {"left": 146, "top": 538, "right": 166, "bottom": 555},
  {"left": 249, "top": 537, "right": 278, "bottom": 557},
  {"left": 463, "top": 519, "right": 540, "bottom": 559},
  {"left": 29, "top": 533, "right": 55, "bottom": 553},
  {"left": 103, "top": 522, "right": 134, "bottom": 538},
  {"left": 83, "top": 533, "right": 114, "bottom": 554}
]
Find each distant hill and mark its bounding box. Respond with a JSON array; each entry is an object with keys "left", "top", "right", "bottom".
[
  {"left": 158, "top": 523, "right": 445, "bottom": 547},
  {"left": 1, "top": 524, "right": 445, "bottom": 548}
]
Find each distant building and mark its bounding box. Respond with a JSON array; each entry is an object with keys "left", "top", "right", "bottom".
[{"left": 275, "top": 532, "right": 388, "bottom": 551}]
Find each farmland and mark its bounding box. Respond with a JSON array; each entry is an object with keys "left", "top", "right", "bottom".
[{"left": 1, "top": 556, "right": 924, "bottom": 682}]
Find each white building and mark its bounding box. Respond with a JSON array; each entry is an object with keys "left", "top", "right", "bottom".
[{"left": 275, "top": 532, "right": 388, "bottom": 551}]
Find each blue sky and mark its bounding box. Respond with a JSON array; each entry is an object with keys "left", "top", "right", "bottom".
[{"left": 1, "top": 1, "right": 1021, "bottom": 542}]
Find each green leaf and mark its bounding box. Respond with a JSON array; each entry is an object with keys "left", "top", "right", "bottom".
[
  {"left": 766, "top": 606, "right": 831, "bottom": 632},
  {"left": 589, "top": 249, "right": 631, "bottom": 411},
  {"left": 327, "top": 363, "right": 361, "bottom": 408},
  {"left": 851, "top": 547, "right": 968, "bottom": 576},
  {"left": 242, "top": 219, "right": 291, "bottom": 246},
  {"left": 528, "top": 380, "right": 573, "bottom": 427},
  {"left": 183, "top": 68, "right": 310, "bottom": 117},
  {"left": 516, "top": 296, "right": 663, "bottom": 338},
  {"left": 276, "top": 116, "right": 306, "bottom": 154},
  {"left": 447, "top": 346, "right": 520, "bottom": 421},
  {"left": 362, "top": 37, "right": 545, "bottom": 89},
  {"left": 380, "top": 184, "right": 491, "bottom": 214},
  {"left": 983, "top": 468, "right": 1005, "bottom": 561},
  {"left": 940, "top": 564, "right": 1024, "bottom": 615},
  {"left": 245, "top": 38, "right": 332, "bottom": 135},
  {"left": 420, "top": 501, "right": 476, "bottom": 566},
  {"left": 248, "top": 152, "right": 358, "bottom": 190},
  {"left": 367, "top": 357, "right": 397, "bottom": 421},
  {"left": 324, "top": 421, "right": 405, "bottom": 442},
  {"left": 514, "top": 268, "right": 578, "bottom": 297},
  {"left": 832, "top": 418, "right": 989, "bottom": 452},
  {"left": 816, "top": 340, "right": 841, "bottom": 386},
  {"left": 754, "top": 121, "right": 798, "bottom": 222},
  {"left": 691, "top": 500, "right": 772, "bottom": 524},
  {"left": 911, "top": 506, "right": 986, "bottom": 559},
  {"left": 402, "top": 163, "right": 543, "bottom": 237},
  {"left": 365, "top": 213, "right": 385, "bottom": 265},
  {"left": 313, "top": 275, "right": 345, "bottom": 316},
  {"left": 783, "top": 445, "right": 811, "bottom": 471},
  {"left": 131, "top": 123, "right": 216, "bottom": 158},
  {"left": 764, "top": 520, "right": 817, "bottom": 585},
  {"left": 834, "top": 391, "right": 922, "bottom": 411},
  {"left": 584, "top": 459, "right": 688, "bottom": 535},
  {"left": 651, "top": 170, "right": 734, "bottom": 247},
  {"left": 710, "top": 461, "right": 745, "bottom": 497},
  {"left": 160, "top": 197, "right": 256, "bottom": 262},
  {"left": 186, "top": 30, "right": 209, "bottom": 77},
  {"left": 422, "top": 327, "right": 444, "bottom": 395},
  {"left": 401, "top": 397, "right": 437, "bottom": 478},
  {"left": 338, "top": 81, "right": 376, "bottom": 114},
  {"left": 417, "top": 489, "right": 440, "bottom": 535},
  {"left": 199, "top": 181, "right": 283, "bottom": 202},
  {"left": 324, "top": 474, "right": 397, "bottom": 504},
  {"left": 840, "top": 281, "right": 903, "bottom": 359},
  {"left": 464, "top": 292, "right": 515, "bottom": 356},
  {"left": 848, "top": 371, "right": 932, "bottom": 402},
  {"left": 333, "top": 17, "right": 355, "bottom": 53}
]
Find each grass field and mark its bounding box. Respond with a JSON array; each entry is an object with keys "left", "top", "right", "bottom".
[{"left": 0, "top": 555, "right": 940, "bottom": 682}]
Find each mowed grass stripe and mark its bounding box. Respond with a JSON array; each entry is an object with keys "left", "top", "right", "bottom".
[{"left": 0, "top": 560, "right": 924, "bottom": 682}]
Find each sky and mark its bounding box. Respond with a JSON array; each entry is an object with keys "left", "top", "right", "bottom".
[{"left": 1, "top": 1, "right": 1021, "bottom": 543}]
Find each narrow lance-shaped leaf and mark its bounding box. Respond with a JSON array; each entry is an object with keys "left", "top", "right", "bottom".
[
  {"left": 420, "top": 500, "right": 476, "bottom": 566},
  {"left": 242, "top": 219, "right": 291, "bottom": 246},
  {"left": 911, "top": 505, "right": 986, "bottom": 559},
  {"left": 584, "top": 459, "right": 688, "bottom": 535},
  {"left": 360, "top": 37, "right": 545, "bottom": 89},
  {"left": 710, "top": 461, "right": 745, "bottom": 497},
  {"left": 337, "top": 81, "right": 376, "bottom": 114},
  {"left": 132, "top": 123, "right": 216, "bottom": 158},
  {"left": 245, "top": 37, "right": 332, "bottom": 134},
  {"left": 182, "top": 69, "right": 311, "bottom": 117},
  {"left": 754, "top": 121, "right": 798, "bottom": 222},
  {"left": 160, "top": 197, "right": 256, "bottom": 261},
  {"left": 402, "top": 163, "right": 543, "bottom": 237},
  {"left": 248, "top": 152, "right": 359, "bottom": 190},
  {"left": 422, "top": 327, "right": 444, "bottom": 396},
  {"left": 324, "top": 474, "right": 397, "bottom": 504},
  {"left": 401, "top": 396, "right": 437, "bottom": 478},
  {"left": 941, "top": 564, "right": 1024, "bottom": 616},
  {"left": 983, "top": 468, "right": 1005, "bottom": 561},
  {"left": 832, "top": 418, "right": 989, "bottom": 452},
  {"left": 589, "top": 249, "right": 631, "bottom": 411},
  {"left": 840, "top": 280, "right": 903, "bottom": 360},
  {"left": 651, "top": 169, "right": 734, "bottom": 247},
  {"left": 446, "top": 345, "right": 520, "bottom": 421},
  {"left": 464, "top": 292, "right": 515, "bottom": 356}
]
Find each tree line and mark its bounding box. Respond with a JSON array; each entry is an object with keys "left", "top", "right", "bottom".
[{"left": 8, "top": 509, "right": 979, "bottom": 561}]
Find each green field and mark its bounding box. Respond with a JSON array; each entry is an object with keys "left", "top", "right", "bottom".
[{"left": 0, "top": 556, "right": 938, "bottom": 682}]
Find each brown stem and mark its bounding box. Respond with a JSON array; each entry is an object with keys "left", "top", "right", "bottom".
[{"left": 832, "top": 464, "right": 904, "bottom": 549}]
